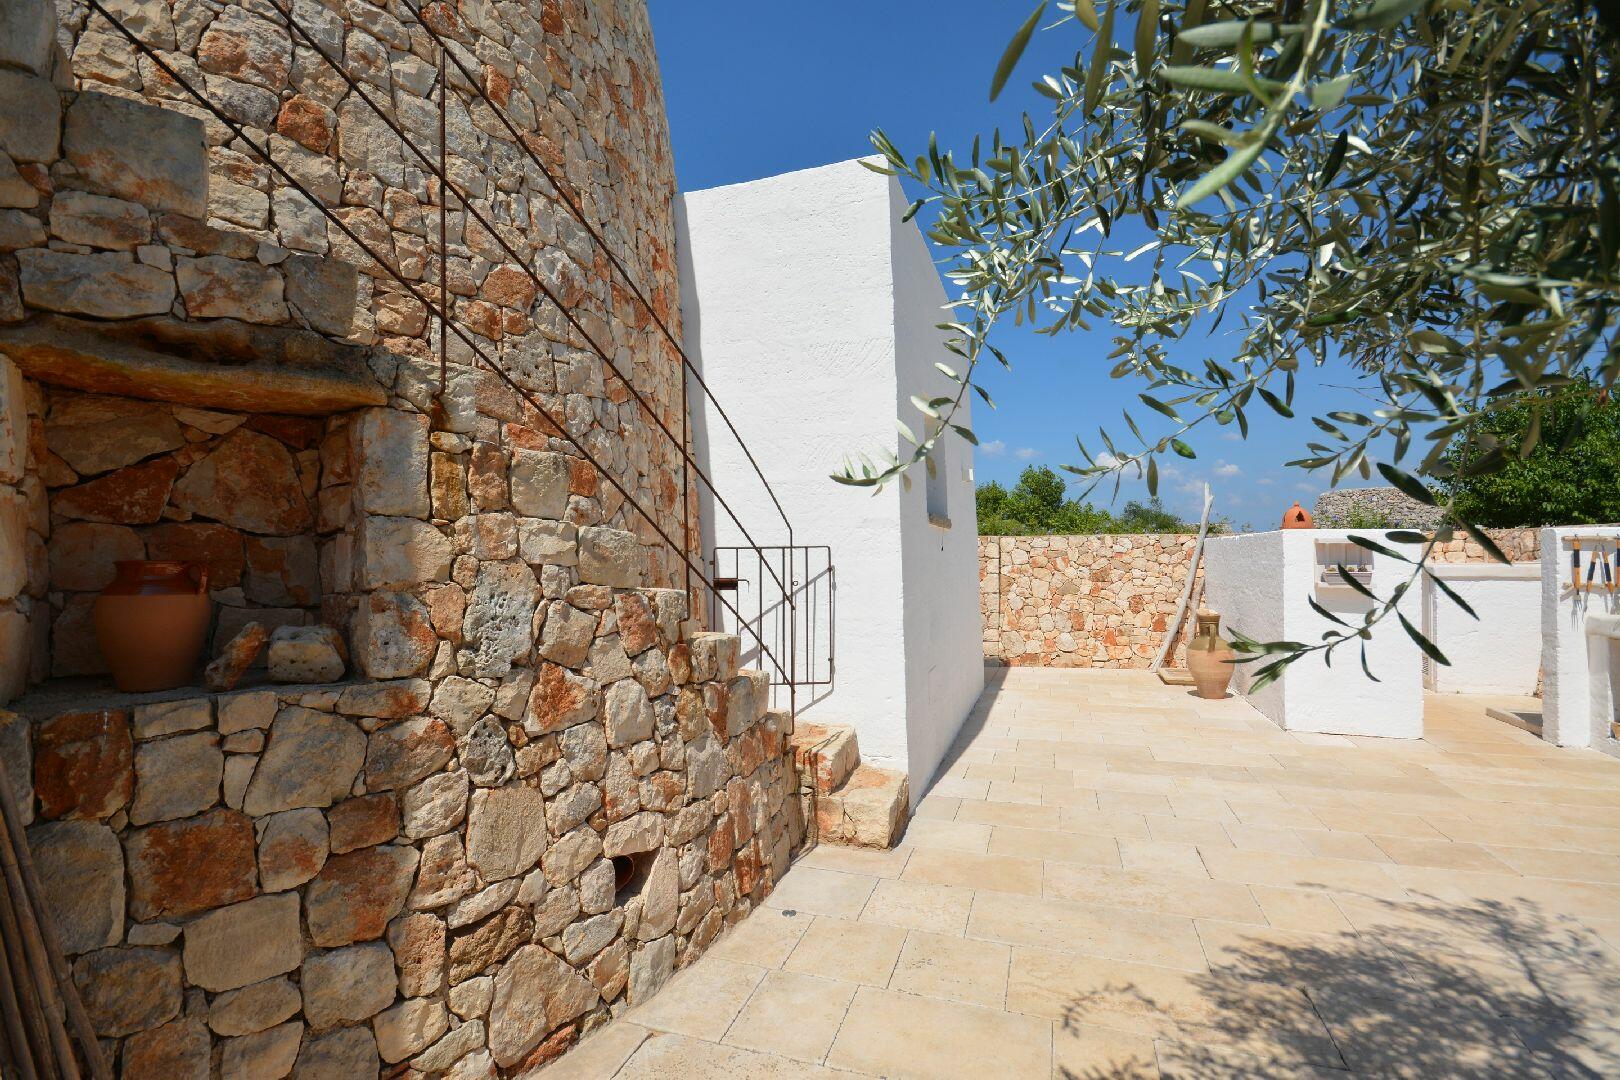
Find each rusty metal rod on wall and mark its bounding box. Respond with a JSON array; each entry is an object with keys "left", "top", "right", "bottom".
[
  {"left": 83, "top": 0, "right": 799, "bottom": 687},
  {"left": 398, "top": 0, "right": 795, "bottom": 547}
]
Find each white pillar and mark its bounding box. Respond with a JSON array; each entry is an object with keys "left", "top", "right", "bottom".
[{"left": 1540, "top": 525, "right": 1620, "bottom": 747}]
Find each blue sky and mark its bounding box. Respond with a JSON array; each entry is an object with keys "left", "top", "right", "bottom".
[{"left": 648, "top": 2, "right": 1351, "bottom": 530}]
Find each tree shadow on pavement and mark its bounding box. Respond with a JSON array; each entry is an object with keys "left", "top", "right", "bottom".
[{"left": 1055, "top": 891, "right": 1620, "bottom": 1079}]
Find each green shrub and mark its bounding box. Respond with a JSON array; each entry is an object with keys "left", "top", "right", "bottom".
[
  {"left": 976, "top": 466, "right": 1192, "bottom": 535},
  {"left": 1441, "top": 387, "right": 1620, "bottom": 528}
]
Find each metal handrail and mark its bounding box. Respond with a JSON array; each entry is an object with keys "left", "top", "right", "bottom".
[
  {"left": 711, "top": 545, "right": 835, "bottom": 700},
  {"left": 82, "top": 0, "right": 801, "bottom": 690},
  {"left": 394, "top": 0, "right": 801, "bottom": 707}
]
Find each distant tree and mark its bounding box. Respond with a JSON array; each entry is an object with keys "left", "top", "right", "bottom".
[
  {"left": 1117, "top": 499, "right": 1186, "bottom": 532},
  {"left": 977, "top": 466, "right": 1191, "bottom": 534},
  {"left": 1005, "top": 464, "right": 1068, "bottom": 526},
  {"left": 975, "top": 479, "right": 1027, "bottom": 534},
  {"left": 1442, "top": 386, "right": 1620, "bottom": 527}
]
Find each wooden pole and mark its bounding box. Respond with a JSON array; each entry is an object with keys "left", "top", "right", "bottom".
[
  {"left": 0, "top": 766, "right": 107, "bottom": 1080},
  {"left": 1152, "top": 484, "right": 1214, "bottom": 673},
  {"left": 0, "top": 812, "right": 74, "bottom": 1077},
  {"left": 0, "top": 909, "right": 38, "bottom": 1080},
  {"left": 0, "top": 845, "right": 53, "bottom": 1079}
]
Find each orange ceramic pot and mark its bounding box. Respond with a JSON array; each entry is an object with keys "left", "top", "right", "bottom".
[
  {"left": 1185, "top": 608, "right": 1236, "bottom": 700},
  {"left": 1281, "top": 501, "right": 1314, "bottom": 529},
  {"left": 93, "top": 561, "right": 211, "bottom": 692}
]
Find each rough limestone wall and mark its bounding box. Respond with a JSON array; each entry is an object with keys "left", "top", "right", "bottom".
[
  {"left": 1312, "top": 486, "right": 1446, "bottom": 529},
  {"left": 1315, "top": 489, "right": 1551, "bottom": 564},
  {"left": 977, "top": 526, "right": 1540, "bottom": 672},
  {"left": 0, "top": 1, "right": 812, "bottom": 1076},
  {"left": 0, "top": 357, "right": 41, "bottom": 704},
  {"left": 2, "top": 36, "right": 373, "bottom": 704},
  {"left": 54, "top": 0, "right": 696, "bottom": 589},
  {"left": 12, "top": 627, "right": 800, "bottom": 1077},
  {"left": 980, "top": 534, "right": 1201, "bottom": 668},
  {"left": 1427, "top": 527, "right": 1541, "bottom": 564}
]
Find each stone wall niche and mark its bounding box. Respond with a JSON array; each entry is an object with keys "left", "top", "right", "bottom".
[{"left": 30, "top": 377, "right": 361, "bottom": 687}]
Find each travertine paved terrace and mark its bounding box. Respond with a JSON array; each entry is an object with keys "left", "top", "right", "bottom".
[{"left": 542, "top": 668, "right": 1620, "bottom": 1078}]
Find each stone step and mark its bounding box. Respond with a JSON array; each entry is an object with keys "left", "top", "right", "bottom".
[
  {"left": 814, "top": 764, "right": 910, "bottom": 850},
  {"left": 685, "top": 631, "right": 739, "bottom": 682},
  {"left": 790, "top": 723, "right": 859, "bottom": 795}
]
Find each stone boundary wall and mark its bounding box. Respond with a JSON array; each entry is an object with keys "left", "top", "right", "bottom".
[
  {"left": 1313, "top": 491, "right": 1548, "bottom": 565},
  {"left": 977, "top": 528, "right": 1542, "bottom": 669},
  {"left": 1427, "top": 527, "right": 1540, "bottom": 563},
  {"left": 980, "top": 534, "right": 1202, "bottom": 668}
]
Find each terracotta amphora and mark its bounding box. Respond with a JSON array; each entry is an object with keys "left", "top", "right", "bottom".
[
  {"left": 1185, "top": 607, "right": 1236, "bottom": 700},
  {"left": 94, "top": 561, "right": 211, "bottom": 692}
]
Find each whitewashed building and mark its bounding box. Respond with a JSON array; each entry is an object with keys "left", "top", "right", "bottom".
[{"left": 677, "top": 158, "right": 984, "bottom": 802}]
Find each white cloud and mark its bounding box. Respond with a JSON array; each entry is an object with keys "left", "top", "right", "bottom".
[
  {"left": 1095, "top": 451, "right": 1122, "bottom": 468},
  {"left": 1220, "top": 432, "right": 1242, "bottom": 442},
  {"left": 1213, "top": 462, "right": 1241, "bottom": 478},
  {"left": 1256, "top": 477, "right": 1274, "bottom": 486},
  {"left": 981, "top": 440, "right": 1007, "bottom": 457},
  {"left": 1014, "top": 447, "right": 1040, "bottom": 460}
]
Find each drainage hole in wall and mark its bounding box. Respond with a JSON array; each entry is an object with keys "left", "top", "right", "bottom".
[{"left": 613, "top": 850, "right": 657, "bottom": 904}]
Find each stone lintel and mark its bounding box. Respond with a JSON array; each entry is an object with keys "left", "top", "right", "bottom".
[{"left": 0, "top": 314, "right": 384, "bottom": 416}]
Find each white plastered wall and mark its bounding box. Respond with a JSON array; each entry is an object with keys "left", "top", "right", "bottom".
[
  {"left": 1422, "top": 563, "right": 1540, "bottom": 695},
  {"left": 676, "top": 158, "right": 983, "bottom": 801},
  {"left": 1540, "top": 525, "right": 1620, "bottom": 749},
  {"left": 1204, "top": 530, "right": 1424, "bottom": 737}
]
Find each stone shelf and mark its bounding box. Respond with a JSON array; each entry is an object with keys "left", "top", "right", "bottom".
[
  {"left": 6, "top": 672, "right": 374, "bottom": 720},
  {"left": 0, "top": 314, "right": 384, "bottom": 416}
]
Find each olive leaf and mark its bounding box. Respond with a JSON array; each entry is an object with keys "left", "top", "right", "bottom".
[
  {"left": 834, "top": 0, "right": 1619, "bottom": 672},
  {"left": 991, "top": 3, "right": 1048, "bottom": 102}
]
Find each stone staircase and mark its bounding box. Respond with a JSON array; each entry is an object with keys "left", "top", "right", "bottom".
[{"left": 790, "top": 722, "right": 910, "bottom": 849}]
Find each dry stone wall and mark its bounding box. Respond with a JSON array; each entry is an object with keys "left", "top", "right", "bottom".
[
  {"left": 978, "top": 528, "right": 1541, "bottom": 669},
  {"left": 1314, "top": 490, "right": 1546, "bottom": 565},
  {"left": 35, "top": 387, "right": 352, "bottom": 679},
  {"left": 980, "top": 534, "right": 1201, "bottom": 668},
  {"left": 1426, "top": 527, "right": 1540, "bottom": 563},
  {"left": 1312, "top": 486, "right": 1446, "bottom": 529},
  {"left": 0, "top": 1, "right": 814, "bottom": 1077},
  {"left": 7, "top": 618, "right": 800, "bottom": 1076},
  {"left": 51, "top": 0, "right": 697, "bottom": 588}
]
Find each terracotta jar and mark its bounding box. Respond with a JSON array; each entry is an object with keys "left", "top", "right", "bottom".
[
  {"left": 1185, "top": 607, "right": 1236, "bottom": 700},
  {"left": 1281, "top": 501, "right": 1314, "bottom": 529},
  {"left": 94, "top": 561, "right": 211, "bottom": 693}
]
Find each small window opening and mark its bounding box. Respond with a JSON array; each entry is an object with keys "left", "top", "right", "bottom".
[{"left": 926, "top": 430, "right": 950, "bottom": 528}]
